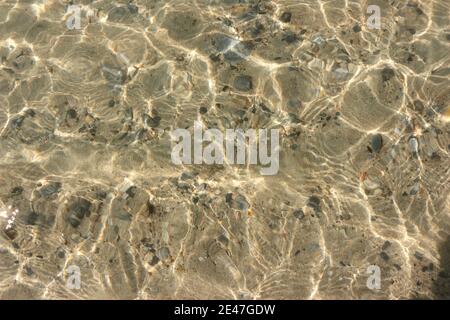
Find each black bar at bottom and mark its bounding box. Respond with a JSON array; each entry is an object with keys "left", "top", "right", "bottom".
[{"left": 0, "top": 299, "right": 443, "bottom": 319}]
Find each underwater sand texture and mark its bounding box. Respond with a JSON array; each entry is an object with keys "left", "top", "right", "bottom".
[{"left": 0, "top": 0, "right": 449, "bottom": 300}]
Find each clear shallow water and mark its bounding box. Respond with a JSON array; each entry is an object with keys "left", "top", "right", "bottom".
[{"left": 0, "top": 0, "right": 449, "bottom": 299}]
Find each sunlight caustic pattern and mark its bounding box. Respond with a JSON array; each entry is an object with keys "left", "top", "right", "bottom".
[{"left": 0, "top": 0, "right": 449, "bottom": 300}]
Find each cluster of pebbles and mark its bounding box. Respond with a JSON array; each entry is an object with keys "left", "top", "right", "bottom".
[{"left": 0, "top": 0, "right": 449, "bottom": 299}]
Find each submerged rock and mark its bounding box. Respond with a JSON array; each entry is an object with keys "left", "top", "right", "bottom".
[
  {"left": 162, "top": 11, "right": 204, "bottom": 41},
  {"left": 10, "top": 186, "right": 23, "bottom": 196},
  {"left": 226, "top": 192, "right": 250, "bottom": 212},
  {"left": 381, "top": 67, "right": 395, "bottom": 81},
  {"left": 307, "top": 196, "right": 321, "bottom": 211},
  {"left": 211, "top": 33, "right": 253, "bottom": 61},
  {"left": 414, "top": 251, "right": 424, "bottom": 260},
  {"left": 217, "top": 234, "right": 229, "bottom": 246},
  {"left": 39, "top": 182, "right": 62, "bottom": 198},
  {"left": 212, "top": 34, "right": 234, "bottom": 52},
  {"left": 413, "top": 100, "right": 424, "bottom": 113},
  {"left": 380, "top": 251, "right": 390, "bottom": 261},
  {"left": 26, "top": 211, "right": 39, "bottom": 225},
  {"left": 67, "top": 198, "right": 92, "bottom": 228},
  {"left": 225, "top": 193, "right": 233, "bottom": 206},
  {"left": 280, "top": 12, "right": 292, "bottom": 23},
  {"left": 235, "top": 195, "right": 250, "bottom": 212},
  {"left": 409, "top": 136, "right": 419, "bottom": 155},
  {"left": 371, "top": 134, "right": 383, "bottom": 153},
  {"left": 66, "top": 108, "right": 77, "bottom": 119},
  {"left": 107, "top": 5, "right": 138, "bottom": 23},
  {"left": 68, "top": 215, "right": 81, "bottom": 228},
  {"left": 145, "top": 115, "right": 161, "bottom": 128},
  {"left": 8, "top": 48, "right": 35, "bottom": 73},
  {"left": 223, "top": 41, "right": 253, "bottom": 62},
  {"left": 410, "top": 183, "right": 420, "bottom": 195},
  {"left": 157, "top": 247, "right": 170, "bottom": 260},
  {"left": 5, "top": 228, "right": 17, "bottom": 240},
  {"left": 101, "top": 65, "right": 127, "bottom": 88},
  {"left": 56, "top": 248, "right": 65, "bottom": 259},
  {"left": 282, "top": 31, "right": 300, "bottom": 44},
  {"left": 293, "top": 209, "right": 305, "bottom": 220},
  {"left": 382, "top": 241, "right": 391, "bottom": 250},
  {"left": 69, "top": 198, "right": 91, "bottom": 219},
  {"left": 11, "top": 116, "right": 25, "bottom": 129},
  {"left": 234, "top": 75, "right": 253, "bottom": 91},
  {"left": 125, "top": 186, "right": 137, "bottom": 198}
]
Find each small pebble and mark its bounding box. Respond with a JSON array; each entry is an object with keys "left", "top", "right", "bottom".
[
  {"left": 67, "top": 109, "right": 77, "bottom": 119},
  {"left": 382, "top": 241, "right": 391, "bottom": 250},
  {"left": 24, "top": 266, "right": 34, "bottom": 276},
  {"left": 293, "top": 209, "right": 305, "bottom": 220},
  {"left": 157, "top": 247, "right": 170, "bottom": 260},
  {"left": 225, "top": 193, "right": 233, "bottom": 206},
  {"left": 409, "top": 136, "right": 419, "bottom": 154},
  {"left": 11, "top": 116, "right": 24, "bottom": 129},
  {"left": 380, "top": 251, "right": 390, "bottom": 261},
  {"left": 235, "top": 194, "right": 249, "bottom": 212},
  {"left": 10, "top": 186, "right": 23, "bottom": 196},
  {"left": 56, "top": 248, "right": 65, "bottom": 259},
  {"left": 410, "top": 183, "right": 419, "bottom": 195}
]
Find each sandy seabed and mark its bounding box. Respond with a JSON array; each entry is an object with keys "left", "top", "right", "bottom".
[{"left": 0, "top": 0, "right": 449, "bottom": 299}]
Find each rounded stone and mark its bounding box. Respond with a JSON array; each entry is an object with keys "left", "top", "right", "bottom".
[{"left": 371, "top": 134, "right": 383, "bottom": 153}]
